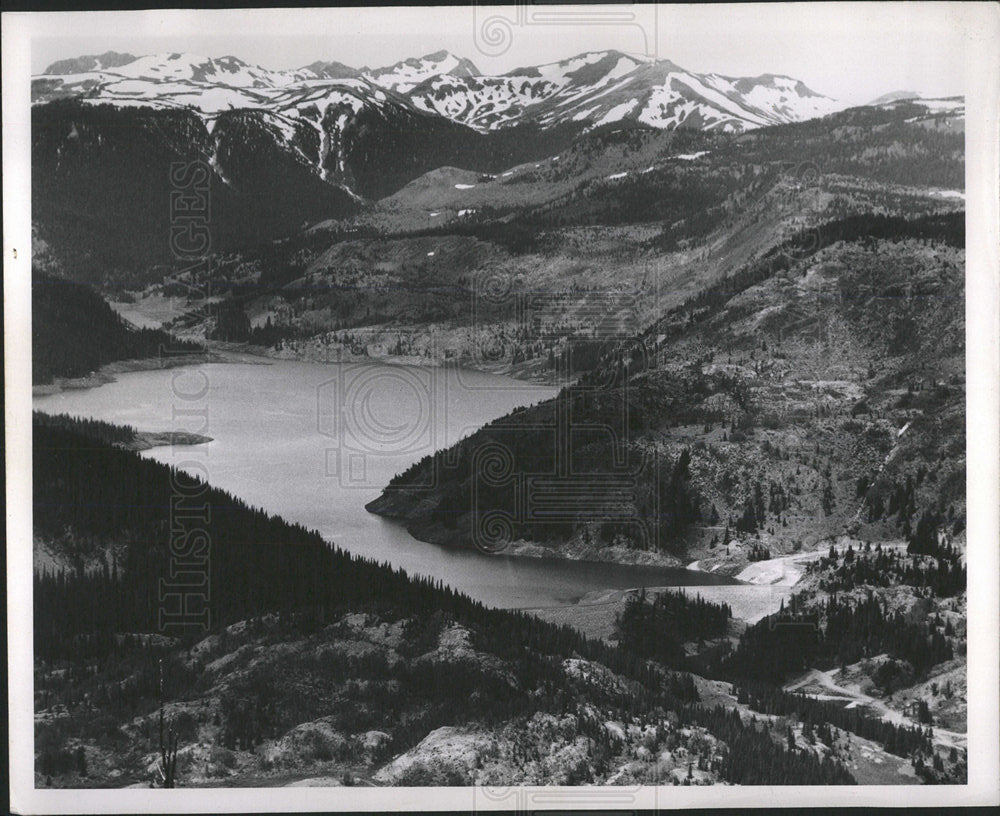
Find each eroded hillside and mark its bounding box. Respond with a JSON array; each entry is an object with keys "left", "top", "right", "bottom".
[{"left": 368, "top": 214, "right": 964, "bottom": 568}]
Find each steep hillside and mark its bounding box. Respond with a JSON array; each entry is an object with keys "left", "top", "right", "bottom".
[
  {"left": 152, "top": 99, "right": 964, "bottom": 395},
  {"left": 30, "top": 100, "right": 580, "bottom": 281},
  {"left": 331, "top": 104, "right": 580, "bottom": 201},
  {"left": 31, "top": 101, "right": 361, "bottom": 283},
  {"left": 367, "top": 212, "right": 964, "bottom": 564}
]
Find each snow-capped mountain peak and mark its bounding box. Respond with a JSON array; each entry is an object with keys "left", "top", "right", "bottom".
[
  {"left": 393, "top": 50, "right": 842, "bottom": 133},
  {"left": 105, "top": 52, "right": 319, "bottom": 88},
  {"left": 364, "top": 51, "right": 481, "bottom": 93},
  {"left": 504, "top": 49, "right": 648, "bottom": 80}
]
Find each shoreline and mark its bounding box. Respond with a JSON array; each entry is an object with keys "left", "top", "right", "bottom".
[
  {"left": 530, "top": 538, "right": 907, "bottom": 638},
  {"left": 30, "top": 348, "right": 861, "bottom": 630},
  {"left": 364, "top": 504, "right": 693, "bottom": 570},
  {"left": 231, "top": 337, "right": 570, "bottom": 387},
  {"left": 499, "top": 538, "right": 686, "bottom": 569},
  {"left": 32, "top": 340, "right": 569, "bottom": 399},
  {"left": 31, "top": 350, "right": 237, "bottom": 397}
]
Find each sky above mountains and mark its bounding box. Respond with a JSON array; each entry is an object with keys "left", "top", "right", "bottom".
[{"left": 27, "top": 4, "right": 968, "bottom": 107}]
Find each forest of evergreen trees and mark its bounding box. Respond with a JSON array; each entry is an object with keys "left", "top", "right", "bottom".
[
  {"left": 385, "top": 407, "right": 704, "bottom": 554},
  {"left": 32, "top": 411, "right": 138, "bottom": 446},
  {"left": 32, "top": 275, "right": 202, "bottom": 384},
  {"left": 684, "top": 704, "right": 854, "bottom": 785},
  {"left": 402, "top": 217, "right": 548, "bottom": 255},
  {"left": 718, "top": 590, "right": 955, "bottom": 686},
  {"left": 811, "top": 540, "right": 965, "bottom": 598},
  {"left": 749, "top": 101, "right": 964, "bottom": 189},
  {"left": 709, "top": 584, "right": 955, "bottom": 766},
  {"left": 32, "top": 100, "right": 361, "bottom": 279},
  {"left": 615, "top": 588, "right": 732, "bottom": 665}
]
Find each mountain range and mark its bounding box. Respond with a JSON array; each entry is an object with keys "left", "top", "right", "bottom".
[{"left": 33, "top": 49, "right": 843, "bottom": 134}]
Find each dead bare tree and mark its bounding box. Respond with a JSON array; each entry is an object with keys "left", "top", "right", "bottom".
[{"left": 158, "top": 658, "right": 179, "bottom": 788}]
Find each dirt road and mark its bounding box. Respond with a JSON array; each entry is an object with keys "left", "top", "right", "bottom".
[{"left": 785, "top": 668, "right": 967, "bottom": 750}]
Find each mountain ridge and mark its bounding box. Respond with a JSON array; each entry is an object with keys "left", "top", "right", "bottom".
[{"left": 34, "top": 48, "right": 843, "bottom": 134}]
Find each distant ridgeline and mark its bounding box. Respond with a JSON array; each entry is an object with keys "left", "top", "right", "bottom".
[
  {"left": 385, "top": 102, "right": 963, "bottom": 254},
  {"left": 32, "top": 274, "right": 202, "bottom": 384},
  {"left": 633, "top": 210, "right": 964, "bottom": 358},
  {"left": 34, "top": 413, "right": 860, "bottom": 785}
]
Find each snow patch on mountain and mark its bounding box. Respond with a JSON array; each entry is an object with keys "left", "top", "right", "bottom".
[
  {"left": 929, "top": 189, "right": 964, "bottom": 200},
  {"left": 593, "top": 99, "right": 639, "bottom": 126},
  {"left": 914, "top": 97, "right": 964, "bottom": 114}
]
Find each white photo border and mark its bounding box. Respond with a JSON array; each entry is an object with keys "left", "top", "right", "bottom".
[{"left": 4, "top": 4, "right": 999, "bottom": 811}]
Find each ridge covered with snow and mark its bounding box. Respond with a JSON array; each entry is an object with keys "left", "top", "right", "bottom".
[{"left": 34, "top": 48, "right": 847, "bottom": 134}]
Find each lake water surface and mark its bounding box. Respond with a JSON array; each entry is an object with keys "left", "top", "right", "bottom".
[{"left": 34, "top": 359, "right": 738, "bottom": 609}]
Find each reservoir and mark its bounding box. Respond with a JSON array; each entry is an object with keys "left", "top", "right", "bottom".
[{"left": 34, "top": 359, "right": 738, "bottom": 609}]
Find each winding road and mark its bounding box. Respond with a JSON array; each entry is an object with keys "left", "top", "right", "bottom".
[{"left": 785, "top": 668, "right": 967, "bottom": 750}]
